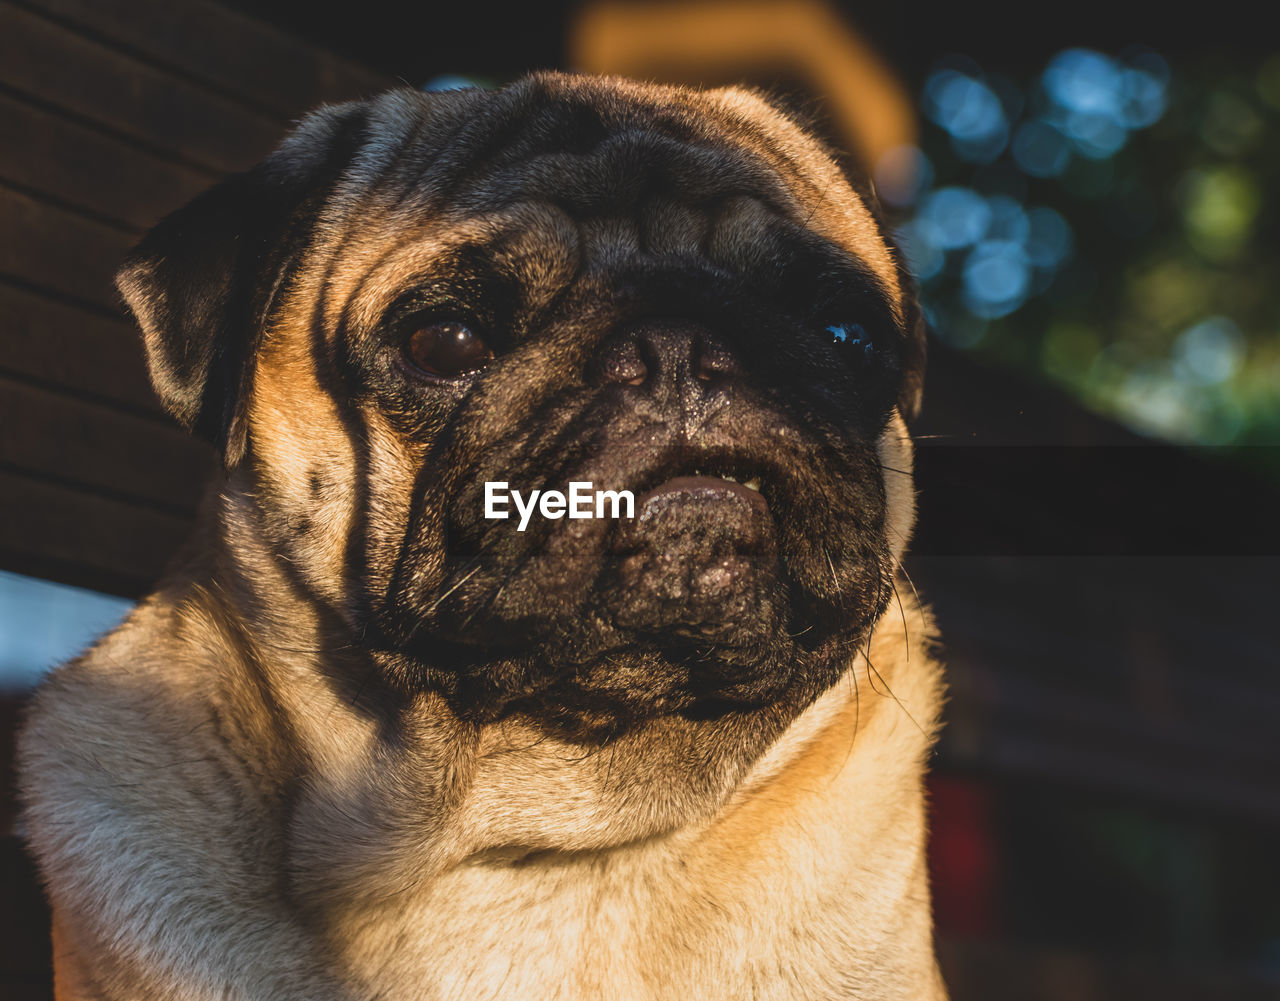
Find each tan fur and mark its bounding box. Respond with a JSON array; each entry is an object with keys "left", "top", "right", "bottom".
[
  {"left": 19, "top": 75, "right": 947, "bottom": 1000},
  {"left": 30, "top": 568, "right": 943, "bottom": 1001}
]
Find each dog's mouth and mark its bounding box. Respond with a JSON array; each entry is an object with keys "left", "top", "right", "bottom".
[
  {"left": 608, "top": 449, "right": 778, "bottom": 561},
  {"left": 394, "top": 427, "right": 887, "bottom": 726},
  {"left": 636, "top": 474, "right": 767, "bottom": 516},
  {"left": 600, "top": 451, "right": 780, "bottom": 642},
  {"left": 626, "top": 449, "right": 774, "bottom": 522}
]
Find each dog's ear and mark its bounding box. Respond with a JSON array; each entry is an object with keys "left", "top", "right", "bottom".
[{"left": 116, "top": 104, "right": 369, "bottom": 468}]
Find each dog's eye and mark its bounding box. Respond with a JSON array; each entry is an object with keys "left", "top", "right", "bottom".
[
  {"left": 404, "top": 321, "right": 493, "bottom": 378},
  {"left": 826, "top": 322, "right": 874, "bottom": 364}
]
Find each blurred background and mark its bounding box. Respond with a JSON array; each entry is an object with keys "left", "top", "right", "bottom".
[{"left": 0, "top": 0, "right": 1277, "bottom": 998}]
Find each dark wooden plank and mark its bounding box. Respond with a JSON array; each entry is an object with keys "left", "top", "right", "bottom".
[
  {"left": 0, "top": 4, "right": 283, "bottom": 174},
  {"left": 21, "top": 0, "right": 391, "bottom": 118},
  {"left": 0, "top": 92, "right": 215, "bottom": 230},
  {"left": 0, "top": 376, "right": 212, "bottom": 513},
  {"left": 0, "top": 469, "right": 192, "bottom": 592},
  {"left": 0, "top": 284, "right": 161, "bottom": 416},
  {"left": 0, "top": 185, "right": 132, "bottom": 311},
  {"left": 0, "top": 835, "right": 52, "bottom": 995},
  {"left": 914, "top": 552, "right": 1280, "bottom": 821},
  {"left": 938, "top": 939, "right": 1280, "bottom": 1001}
]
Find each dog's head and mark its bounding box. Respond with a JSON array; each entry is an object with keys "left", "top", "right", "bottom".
[{"left": 119, "top": 74, "right": 924, "bottom": 737}]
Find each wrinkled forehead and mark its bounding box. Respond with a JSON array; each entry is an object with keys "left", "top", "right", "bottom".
[{"left": 287, "top": 76, "right": 902, "bottom": 319}]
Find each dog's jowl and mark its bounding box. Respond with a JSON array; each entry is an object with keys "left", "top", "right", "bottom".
[{"left": 19, "top": 74, "right": 946, "bottom": 1001}]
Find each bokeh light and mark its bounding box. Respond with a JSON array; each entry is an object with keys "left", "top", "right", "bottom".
[
  {"left": 1011, "top": 121, "right": 1071, "bottom": 177},
  {"left": 963, "top": 240, "right": 1031, "bottom": 318},
  {"left": 1172, "top": 317, "right": 1245, "bottom": 386},
  {"left": 1024, "top": 206, "right": 1073, "bottom": 269},
  {"left": 1178, "top": 166, "right": 1260, "bottom": 259},
  {"left": 874, "top": 144, "right": 935, "bottom": 207},
  {"left": 924, "top": 68, "right": 1010, "bottom": 163},
  {"left": 902, "top": 46, "right": 1278, "bottom": 453},
  {"left": 917, "top": 187, "right": 992, "bottom": 249},
  {"left": 421, "top": 74, "right": 486, "bottom": 91}
]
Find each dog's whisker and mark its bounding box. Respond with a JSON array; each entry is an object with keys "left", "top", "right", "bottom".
[
  {"left": 833, "top": 638, "right": 863, "bottom": 781},
  {"left": 823, "top": 545, "right": 839, "bottom": 590},
  {"left": 426, "top": 564, "right": 483, "bottom": 614},
  {"left": 861, "top": 647, "right": 928, "bottom": 739},
  {"left": 890, "top": 575, "right": 910, "bottom": 662},
  {"left": 891, "top": 554, "right": 929, "bottom": 631}
]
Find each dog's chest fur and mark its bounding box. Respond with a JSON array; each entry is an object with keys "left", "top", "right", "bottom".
[
  {"left": 335, "top": 813, "right": 935, "bottom": 1000},
  {"left": 295, "top": 621, "right": 943, "bottom": 1001},
  {"left": 23, "top": 576, "right": 942, "bottom": 1001}
]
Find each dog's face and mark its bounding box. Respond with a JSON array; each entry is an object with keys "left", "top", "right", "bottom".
[{"left": 119, "top": 74, "right": 924, "bottom": 738}]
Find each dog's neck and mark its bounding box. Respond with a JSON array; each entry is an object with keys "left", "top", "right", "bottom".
[{"left": 177, "top": 475, "right": 943, "bottom": 992}]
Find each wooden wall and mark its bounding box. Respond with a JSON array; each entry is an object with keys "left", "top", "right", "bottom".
[
  {"left": 0, "top": 5, "right": 391, "bottom": 995},
  {"left": 0, "top": 0, "right": 392, "bottom": 599}
]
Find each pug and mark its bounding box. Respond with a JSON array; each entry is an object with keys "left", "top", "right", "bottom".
[{"left": 18, "top": 73, "right": 946, "bottom": 1000}]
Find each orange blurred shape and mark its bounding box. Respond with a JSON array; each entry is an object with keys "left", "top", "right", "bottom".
[{"left": 570, "top": 0, "right": 917, "bottom": 188}]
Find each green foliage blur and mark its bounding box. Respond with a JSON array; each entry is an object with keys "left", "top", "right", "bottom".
[{"left": 902, "top": 51, "right": 1280, "bottom": 460}]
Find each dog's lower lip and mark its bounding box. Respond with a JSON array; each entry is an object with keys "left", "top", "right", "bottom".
[{"left": 636, "top": 475, "right": 769, "bottom": 514}]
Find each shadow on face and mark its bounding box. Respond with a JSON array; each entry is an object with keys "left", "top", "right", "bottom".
[{"left": 122, "top": 75, "right": 925, "bottom": 738}]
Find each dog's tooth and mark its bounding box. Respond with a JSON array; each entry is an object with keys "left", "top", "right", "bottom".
[
  {"left": 743, "top": 478, "right": 762, "bottom": 492},
  {"left": 723, "top": 475, "right": 739, "bottom": 483}
]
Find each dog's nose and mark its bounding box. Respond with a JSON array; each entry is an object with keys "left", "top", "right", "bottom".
[{"left": 593, "top": 319, "right": 741, "bottom": 390}]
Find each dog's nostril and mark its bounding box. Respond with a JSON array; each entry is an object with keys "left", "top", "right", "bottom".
[
  {"left": 594, "top": 319, "right": 741, "bottom": 389},
  {"left": 696, "top": 343, "right": 740, "bottom": 381},
  {"left": 599, "top": 345, "right": 648, "bottom": 386}
]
